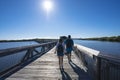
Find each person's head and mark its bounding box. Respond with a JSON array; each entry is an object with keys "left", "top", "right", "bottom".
[{"left": 68, "top": 35, "right": 71, "bottom": 39}]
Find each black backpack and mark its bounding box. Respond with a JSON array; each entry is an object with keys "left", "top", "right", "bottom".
[
  {"left": 66, "top": 39, "right": 73, "bottom": 48},
  {"left": 57, "top": 44, "right": 64, "bottom": 53}
]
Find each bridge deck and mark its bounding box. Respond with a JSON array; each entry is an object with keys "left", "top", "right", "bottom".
[{"left": 6, "top": 47, "right": 92, "bottom": 80}]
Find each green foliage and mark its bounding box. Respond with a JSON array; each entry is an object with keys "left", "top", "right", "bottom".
[
  {"left": 0, "top": 38, "right": 57, "bottom": 43},
  {"left": 82, "top": 36, "right": 120, "bottom": 42}
]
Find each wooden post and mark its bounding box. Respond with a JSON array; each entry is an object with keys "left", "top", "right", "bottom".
[
  {"left": 96, "top": 57, "right": 101, "bottom": 80},
  {"left": 106, "top": 61, "right": 110, "bottom": 80}
]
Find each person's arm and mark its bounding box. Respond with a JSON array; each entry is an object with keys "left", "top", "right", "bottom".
[
  {"left": 72, "top": 40, "right": 74, "bottom": 46},
  {"left": 72, "top": 40, "right": 74, "bottom": 50},
  {"left": 54, "top": 42, "right": 58, "bottom": 54}
]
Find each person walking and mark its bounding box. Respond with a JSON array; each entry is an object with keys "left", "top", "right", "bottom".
[
  {"left": 54, "top": 38, "right": 65, "bottom": 69},
  {"left": 65, "top": 35, "right": 74, "bottom": 62}
]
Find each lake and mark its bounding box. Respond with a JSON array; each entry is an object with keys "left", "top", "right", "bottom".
[
  {"left": 0, "top": 41, "right": 40, "bottom": 73},
  {"left": 0, "top": 41, "right": 39, "bottom": 50},
  {"left": 0, "top": 40, "right": 119, "bottom": 73},
  {"left": 0, "top": 40, "right": 120, "bottom": 57},
  {"left": 74, "top": 40, "right": 120, "bottom": 57}
]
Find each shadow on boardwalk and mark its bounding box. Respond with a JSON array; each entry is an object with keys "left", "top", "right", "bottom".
[
  {"left": 1, "top": 52, "right": 46, "bottom": 80},
  {"left": 59, "top": 61, "right": 92, "bottom": 80},
  {"left": 2, "top": 48, "right": 93, "bottom": 80},
  {"left": 60, "top": 69, "right": 72, "bottom": 80},
  {"left": 69, "top": 61, "right": 92, "bottom": 80}
]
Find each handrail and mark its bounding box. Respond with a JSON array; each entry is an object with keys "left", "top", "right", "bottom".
[
  {"left": 0, "top": 41, "right": 57, "bottom": 78},
  {"left": 74, "top": 44, "right": 120, "bottom": 80},
  {"left": 0, "top": 41, "right": 56, "bottom": 57}
]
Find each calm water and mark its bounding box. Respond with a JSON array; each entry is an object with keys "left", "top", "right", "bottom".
[
  {"left": 0, "top": 40, "right": 120, "bottom": 73},
  {"left": 0, "top": 41, "right": 41, "bottom": 73},
  {"left": 74, "top": 40, "right": 120, "bottom": 57},
  {"left": 0, "top": 41, "right": 39, "bottom": 50},
  {"left": 0, "top": 40, "right": 120, "bottom": 57}
]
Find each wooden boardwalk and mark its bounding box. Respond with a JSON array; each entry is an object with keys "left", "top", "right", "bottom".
[{"left": 6, "top": 47, "right": 92, "bottom": 80}]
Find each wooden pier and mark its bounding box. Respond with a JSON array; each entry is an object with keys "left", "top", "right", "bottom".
[
  {"left": 6, "top": 47, "right": 91, "bottom": 80},
  {"left": 0, "top": 41, "right": 119, "bottom": 80}
]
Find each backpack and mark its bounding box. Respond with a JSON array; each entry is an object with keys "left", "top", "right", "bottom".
[
  {"left": 66, "top": 39, "right": 73, "bottom": 48},
  {"left": 57, "top": 44, "right": 64, "bottom": 53}
]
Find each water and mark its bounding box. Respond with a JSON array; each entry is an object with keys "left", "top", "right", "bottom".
[
  {"left": 0, "top": 41, "right": 41, "bottom": 73},
  {"left": 74, "top": 40, "right": 120, "bottom": 57},
  {"left": 0, "top": 41, "right": 39, "bottom": 50},
  {"left": 0, "top": 40, "right": 119, "bottom": 74}
]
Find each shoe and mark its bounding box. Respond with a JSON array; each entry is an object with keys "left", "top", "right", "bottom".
[
  {"left": 59, "top": 65, "right": 64, "bottom": 71},
  {"left": 69, "top": 60, "right": 72, "bottom": 63},
  {"left": 60, "top": 64, "right": 63, "bottom": 68},
  {"left": 60, "top": 67, "right": 64, "bottom": 71}
]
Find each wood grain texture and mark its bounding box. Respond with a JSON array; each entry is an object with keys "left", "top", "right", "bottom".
[{"left": 6, "top": 47, "right": 92, "bottom": 80}]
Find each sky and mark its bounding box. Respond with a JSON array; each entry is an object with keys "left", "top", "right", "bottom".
[{"left": 0, "top": 0, "right": 120, "bottom": 40}]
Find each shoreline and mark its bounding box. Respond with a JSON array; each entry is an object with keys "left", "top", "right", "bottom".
[
  {"left": 75, "top": 36, "right": 120, "bottom": 42},
  {"left": 0, "top": 39, "right": 57, "bottom": 43}
]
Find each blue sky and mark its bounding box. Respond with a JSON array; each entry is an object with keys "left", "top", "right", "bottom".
[{"left": 0, "top": 0, "right": 120, "bottom": 40}]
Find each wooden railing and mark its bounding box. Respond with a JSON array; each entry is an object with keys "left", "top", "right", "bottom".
[
  {"left": 74, "top": 44, "right": 120, "bottom": 80},
  {"left": 0, "top": 41, "right": 57, "bottom": 78}
]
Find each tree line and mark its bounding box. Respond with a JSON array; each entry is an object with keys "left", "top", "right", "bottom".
[
  {"left": 81, "top": 36, "right": 120, "bottom": 42},
  {"left": 0, "top": 38, "right": 57, "bottom": 43}
]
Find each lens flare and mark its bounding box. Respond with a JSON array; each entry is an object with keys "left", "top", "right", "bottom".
[{"left": 42, "top": 0, "right": 53, "bottom": 12}]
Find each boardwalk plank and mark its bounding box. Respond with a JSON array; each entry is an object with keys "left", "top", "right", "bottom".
[{"left": 6, "top": 47, "right": 92, "bottom": 80}]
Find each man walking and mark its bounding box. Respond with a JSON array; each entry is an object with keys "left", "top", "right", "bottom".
[{"left": 65, "top": 35, "right": 74, "bottom": 62}]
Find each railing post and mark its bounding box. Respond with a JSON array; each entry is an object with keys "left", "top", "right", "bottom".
[
  {"left": 21, "top": 48, "right": 33, "bottom": 62},
  {"left": 29, "top": 48, "right": 34, "bottom": 58},
  {"left": 106, "top": 61, "right": 110, "bottom": 80},
  {"left": 41, "top": 46, "right": 45, "bottom": 53},
  {"left": 96, "top": 57, "right": 101, "bottom": 80}
]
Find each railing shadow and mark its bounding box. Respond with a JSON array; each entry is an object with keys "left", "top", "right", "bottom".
[
  {"left": 60, "top": 68, "right": 72, "bottom": 80},
  {"left": 0, "top": 42, "right": 57, "bottom": 80},
  {"left": 69, "top": 61, "right": 92, "bottom": 80},
  {"left": 2, "top": 52, "right": 47, "bottom": 80}
]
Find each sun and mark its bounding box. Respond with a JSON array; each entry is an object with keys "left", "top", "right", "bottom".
[{"left": 42, "top": 0, "right": 53, "bottom": 13}]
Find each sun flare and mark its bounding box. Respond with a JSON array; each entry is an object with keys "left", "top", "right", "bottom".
[{"left": 42, "top": 0, "right": 53, "bottom": 13}]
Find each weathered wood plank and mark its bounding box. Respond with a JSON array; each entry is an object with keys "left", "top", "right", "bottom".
[{"left": 6, "top": 47, "right": 92, "bottom": 80}]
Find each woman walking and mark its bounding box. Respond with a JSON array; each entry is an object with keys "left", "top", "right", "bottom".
[{"left": 54, "top": 38, "right": 65, "bottom": 69}]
